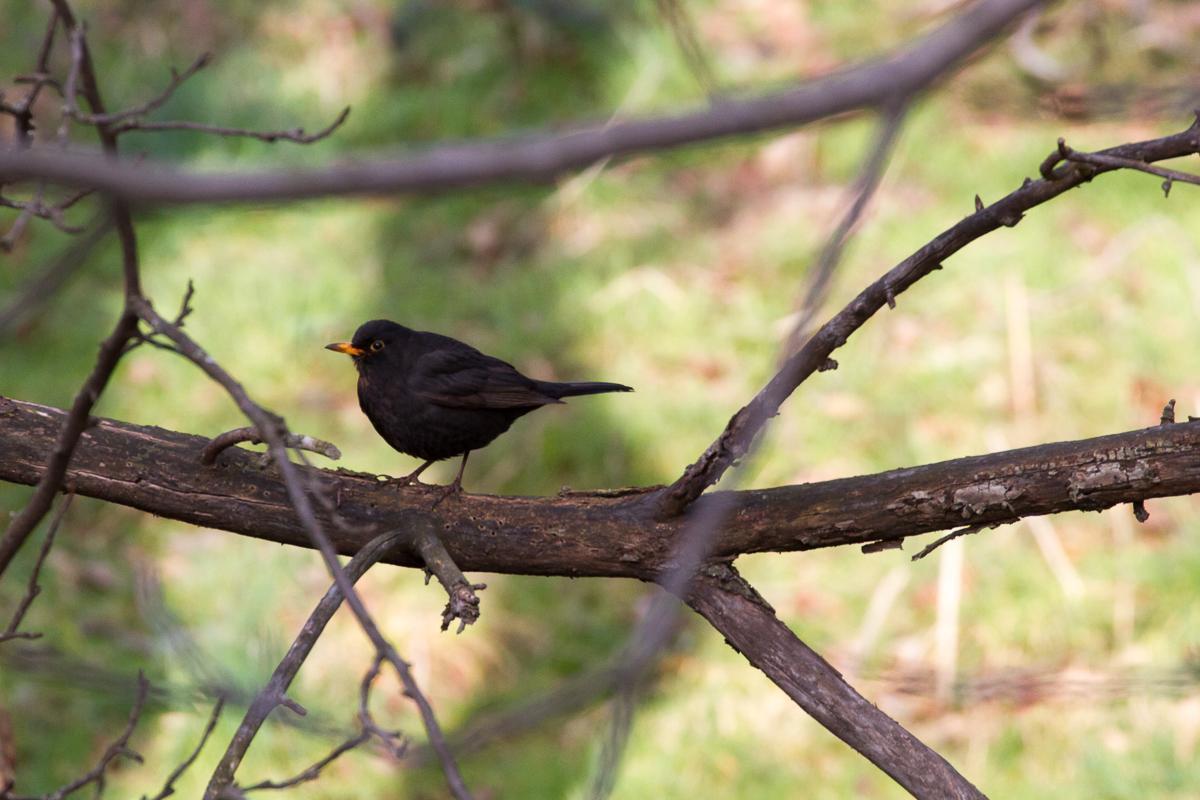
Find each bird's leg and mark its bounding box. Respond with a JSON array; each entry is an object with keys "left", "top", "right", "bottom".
[
  {"left": 431, "top": 452, "right": 470, "bottom": 508},
  {"left": 384, "top": 459, "right": 436, "bottom": 488}
]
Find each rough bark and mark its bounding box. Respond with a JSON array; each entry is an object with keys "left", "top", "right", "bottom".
[{"left": 1, "top": 395, "right": 1194, "bottom": 579}]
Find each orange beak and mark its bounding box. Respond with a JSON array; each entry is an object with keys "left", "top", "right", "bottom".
[{"left": 325, "top": 341, "right": 364, "bottom": 357}]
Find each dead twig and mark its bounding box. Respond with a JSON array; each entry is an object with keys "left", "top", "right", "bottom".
[
  {"left": 204, "top": 529, "right": 407, "bottom": 798},
  {"left": 1058, "top": 139, "right": 1200, "bottom": 196},
  {"left": 912, "top": 521, "right": 1001, "bottom": 561},
  {"left": 201, "top": 427, "right": 342, "bottom": 465},
  {"left": 2, "top": 673, "right": 149, "bottom": 800},
  {"left": 141, "top": 697, "right": 225, "bottom": 800},
  {"left": 73, "top": 53, "right": 211, "bottom": 126},
  {"left": 0, "top": 490, "right": 74, "bottom": 644},
  {"left": 112, "top": 107, "right": 351, "bottom": 145},
  {"left": 410, "top": 527, "right": 486, "bottom": 633}
]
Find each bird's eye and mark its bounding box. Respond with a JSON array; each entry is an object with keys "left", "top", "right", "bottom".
[{"left": 369, "top": 339, "right": 384, "bottom": 352}]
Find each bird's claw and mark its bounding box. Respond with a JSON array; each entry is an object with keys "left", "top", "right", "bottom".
[{"left": 429, "top": 480, "right": 464, "bottom": 509}]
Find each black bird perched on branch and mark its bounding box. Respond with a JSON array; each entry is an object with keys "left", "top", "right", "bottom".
[{"left": 326, "top": 319, "right": 633, "bottom": 497}]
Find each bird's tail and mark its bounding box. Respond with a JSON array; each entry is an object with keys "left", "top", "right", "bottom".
[{"left": 537, "top": 380, "right": 634, "bottom": 399}]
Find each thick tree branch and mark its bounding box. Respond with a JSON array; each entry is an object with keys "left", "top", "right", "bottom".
[
  {"left": 2, "top": 395, "right": 1196, "bottom": 577},
  {"left": 0, "top": 0, "right": 1041, "bottom": 204},
  {"left": 686, "top": 567, "right": 985, "bottom": 799}
]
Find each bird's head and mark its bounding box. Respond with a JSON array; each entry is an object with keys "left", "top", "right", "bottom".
[{"left": 325, "top": 319, "right": 411, "bottom": 372}]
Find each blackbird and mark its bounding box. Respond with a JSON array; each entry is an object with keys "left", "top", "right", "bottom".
[{"left": 326, "top": 319, "right": 633, "bottom": 495}]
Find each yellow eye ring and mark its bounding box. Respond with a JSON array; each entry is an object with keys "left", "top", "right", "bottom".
[{"left": 370, "top": 339, "right": 384, "bottom": 352}]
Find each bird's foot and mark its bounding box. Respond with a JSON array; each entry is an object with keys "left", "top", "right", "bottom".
[
  {"left": 429, "top": 478, "right": 464, "bottom": 509},
  {"left": 380, "top": 473, "right": 424, "bottom": 489}
]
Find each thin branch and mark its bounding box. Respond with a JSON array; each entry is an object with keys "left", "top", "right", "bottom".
[
  {"left": 782, "top": 100, "right": 910, "bottom": 355},
  {"left": 1059, "top": 138, "right": 1200, "bottom": 195},
  {"left": 911, "top": 521, "right": 1004, "bottom": 561},
  {"left": 657, "top": 115, "right": 1200, "bottom": 518},
  {"left": 111, "top": 107, "right": 351, "bottom": 145},
  {"left": 410, "top": 528, "right": 486, "bottom": 633},
  {"left": 205, "top": 529, "right": 407, "bottom": 798},
  {"left": 237, "top": 732, "right": 369, "bottom": 794},
  {"left": 355, "top": 656, "right": 407, "bottom": 758},
  {"left": 73, "top": 53, "right": 211, "bottom": 126},
  {"left": 201, "top": 427, "right": 342, "bottom": 465},
  {"left": 141, "top": 697, "right": 225, "bottom": 800},
  {"left": 0, "top": 213, "right": 112, "bottom": 335},
  {"left": 0, "top": 0, "right": 1044, "bottom": 203},
  {"left": 0, "top": 490, "right": 74, "bottom": 644},
  {"left": 3, "top": 673, "right": 149, "bottom": 800},
  {"left": 654, "top": 0, "right": 720, "bottom": 98}
]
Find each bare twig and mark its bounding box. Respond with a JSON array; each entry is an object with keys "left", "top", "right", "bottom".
[
  {"left": 205, "top": 529, "right": 406, "bottom": 798},
  {"left": 201, "top": 427, "right": 342, "bottom": 465},
  {"left": 1060, "top": 139, "right": 1200, "bottom": 196},
  {"left": 0, "top": 490, "right": 73, "bottom": 644},
  {"left": 237, "top": 732, "right": 369, "bottom": 794},
  {"left": 230, "top": 656, "right": 405, "bottom": 795},
  {"left": 111, "top": 107, "right": 351, "bottom": 144},
  {"left": 0, "top": 188, "right": 91, "bottom": 250},
  {"left": 0, "top": 0, "right": 1044, "bottom": 203},
  {"left": 911, "top": 521, "right": 1003, "bottom": 561},
  {"left": 783, "top": 100, "right": 910, "bottom": 355},
  {"left": 410, "top": 528, "right": 486, "bottom": 633},
  {"left": 73, "top": 53, "right": 211, "bottom": 126},
  {"left": 356, "top": 656, "right": 407, "bottom": 758},
  {"left": 131, "top": 296, "right": 472, "bottom": 799},
  {"left": 141, "top": 697, "right": 225, "bottom": 800},
  {"left": 655, "top": 0, "right": 720, "bottom": 97},
  {"left": 0, "top": 214, "right": 112, "bottom": 335},
  {"left": 3, "top": 673, "right": 149, "bottom": 800},
  {"left": 657, "top": 116, "right": 1200, "bottom": 518}
]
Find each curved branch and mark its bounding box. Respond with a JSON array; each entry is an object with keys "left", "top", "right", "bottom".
[
  {"left": 657, "top": 114, "right": 1200, "bottom": 517},
  {"left": 0, "top": 0, "right": 1042, "bottom": 204}
]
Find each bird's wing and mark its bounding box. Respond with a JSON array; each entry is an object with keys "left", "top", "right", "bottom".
[{"left": 410, "top": 346, "right": 562, "bottom": 409}]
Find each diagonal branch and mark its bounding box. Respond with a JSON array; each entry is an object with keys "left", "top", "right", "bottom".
[
  {"left": 0, "top": 0, "right": 1043, "bottom": 204},
  {"left": 657, "top": 115, "right": 1200, "bottom": 517},
  {"left": 206, "top": 529, "right": 407, "bottom": 799},
  {"left": 0, "top": 490, "right": 73, "bottom": 644},
  {"left": 686, "top": 566, "right": 986, "bottom": 799}
]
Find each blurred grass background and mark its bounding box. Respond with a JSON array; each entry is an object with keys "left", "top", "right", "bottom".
[{"left": 3, "top": 0, "right": 1200, "bottom": 797}]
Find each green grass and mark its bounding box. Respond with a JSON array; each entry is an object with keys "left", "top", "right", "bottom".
[{"left": 4, "top": 1, "right": 1200, "bottom": 797}]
